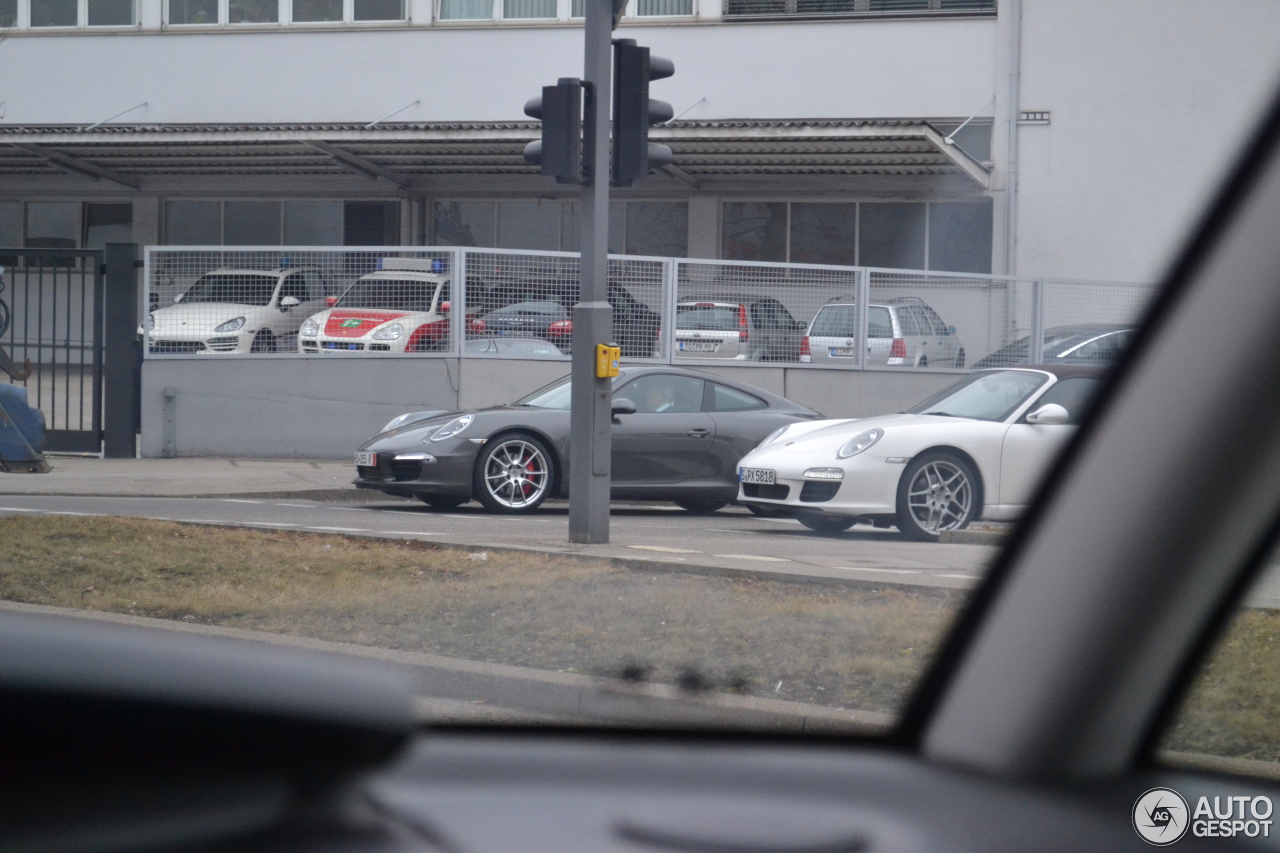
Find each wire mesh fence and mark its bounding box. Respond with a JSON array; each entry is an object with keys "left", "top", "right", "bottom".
[{"left": 144, "top": 247, "right": 1158, "bottom": 373}]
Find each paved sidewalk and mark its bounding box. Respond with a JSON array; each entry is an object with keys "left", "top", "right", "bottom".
[{"left": 0, "top": 455, "right": 364, "bottom": 500}]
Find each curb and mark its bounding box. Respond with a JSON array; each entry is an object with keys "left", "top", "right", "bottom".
[
  {"left": 170, "top": 518, "right": 968, "bottom": 595},
  {"left": 0, "top": 488, "right": 389, "bottom": 503},
  {"left": 938, "top": 527, "right": 1010, "bottom": 546},
  {"left": 0, "top": 600, "right": 893, "bottom": 735}
]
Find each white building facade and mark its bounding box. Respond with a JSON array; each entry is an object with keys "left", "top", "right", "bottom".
[{"left": 0, "top": 0, "right": 1276, "bottom": 283}]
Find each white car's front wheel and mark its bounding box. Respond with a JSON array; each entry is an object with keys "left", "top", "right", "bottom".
[{"left": 896, "top": 452, "right": 979, "bottom": 541}]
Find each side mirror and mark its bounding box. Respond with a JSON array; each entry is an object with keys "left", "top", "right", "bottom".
[
  {"left": 280, "top": 296, "right": 300, "bottom": 308},
  {"left": 173, "top": 293, "right": 183, "bottom": 303},
  {"left": 1026, "top": 403, "right": 1069, "bottom": 425},
  {"left": 326, "top": 296, "right": 339, "bottom": 307},
  {"left": 440, "top": 301, "right": 450, "bottom": 314},
  {"left": 947, "top": 325, "right": 957, "bottom": 335},
  {"left": 611, "top": 398, "right": 637, "bottom": 417}
]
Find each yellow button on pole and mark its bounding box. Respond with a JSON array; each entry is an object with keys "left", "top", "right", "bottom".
[{"left": 595, "top": 343, "right": 621, "bottom": 378}]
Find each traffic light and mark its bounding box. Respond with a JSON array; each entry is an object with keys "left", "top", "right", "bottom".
[
  {"left": 523, "top": 77, "right": 583, "bottom": 184},
  {"left": 611, "top": 39, "right": 675, "bottom": 187}
]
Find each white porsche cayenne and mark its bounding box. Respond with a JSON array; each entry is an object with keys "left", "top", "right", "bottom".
[{"left": 736, "top": 366, "right": 1105, "bottom": 540}]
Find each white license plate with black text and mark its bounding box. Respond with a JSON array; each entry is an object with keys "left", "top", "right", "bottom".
[
  {"left": 829, "top": 347, "right": 857, "bottom": 357},
  {"left": 739, "top": 467, "right": 776, "bottom": 485},
  {"left": 679, "top": 340, "right": 718, "bottom": 352},
  {"left": 355, "top": 451, "right": 377, "bottom": 467}
]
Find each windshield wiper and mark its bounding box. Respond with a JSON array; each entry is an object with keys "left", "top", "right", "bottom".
[{"left": 923, "top": 410, "right": 959, "bottom": 417}]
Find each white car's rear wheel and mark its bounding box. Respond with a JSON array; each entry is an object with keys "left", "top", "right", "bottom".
[
  {"left": 896, "top": 452, "right": 979, "bottom": 541},
  {"left": 474, "top": 434, "right": 554, "bottom": 513}
]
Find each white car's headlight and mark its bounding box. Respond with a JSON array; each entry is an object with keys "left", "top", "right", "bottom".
[
  {"left": 836, "top": 429, "right": 883, "bottom": 459},
  {"left": 300, "top": 318, "right": 319, "bottom": 337},
  {"left": 214, "top": 317, "right": 246, "bottom": 333},
  {"left": 428, "top": 414, "right": 474, "bottom": 443},
  {"left": 371, "top": 323, "right": 404, "bottom": 341}
]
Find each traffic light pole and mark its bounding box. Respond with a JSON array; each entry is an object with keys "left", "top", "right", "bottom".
[{"left": 567, "top": 0, "right": 615, "bottom": 544}]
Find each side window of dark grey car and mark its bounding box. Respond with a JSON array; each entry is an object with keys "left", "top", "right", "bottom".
[
  {"left": 621, "top": 374, "right": 705, "bottom": 414},
  {"left": 708, "top": 383, "right": 767, "bottom": 412}
]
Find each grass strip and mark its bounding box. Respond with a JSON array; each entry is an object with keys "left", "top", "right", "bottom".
[{"left": 0, "top": 515, "right": 968, "bottom": 717}]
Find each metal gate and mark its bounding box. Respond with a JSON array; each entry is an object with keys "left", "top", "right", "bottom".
[{"left": 0, "top": 249, "right": 105, "bottom": 453}]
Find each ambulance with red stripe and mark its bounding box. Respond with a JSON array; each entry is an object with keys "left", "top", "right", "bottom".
[{"left": 297, "top": 258, "right": 481, "bottom": 354}]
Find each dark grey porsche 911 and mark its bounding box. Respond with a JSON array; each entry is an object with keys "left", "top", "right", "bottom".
[{"left": 353, "top": 366, "right": 823, "bottom": 513}]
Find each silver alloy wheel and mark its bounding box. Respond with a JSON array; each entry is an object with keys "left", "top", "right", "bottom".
[
  {"left": 906, "top": 459, "right": 973, "bottom": 535},
  {"left": 482, "top": 438, "right": 550, "bottom": 509}
]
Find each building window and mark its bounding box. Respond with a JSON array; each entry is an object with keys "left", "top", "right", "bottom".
[
  {"left": 789, "top": 202, "right": 857, "bottom": 266},
  {"left": 503, "top": 0, "right": 553, "bottom": 16},
  {"left": 723, "top": 0, "right": 993, "bottom": 21},
  {"left": 0, "top": 0, "right": 14, "bottom": 25},
  {"left": 168, "top": 0, "right": 217, "bottom": 22},
  {"left": 353, "top": 0, "right": 404, "bottom": 19},
  {"left": 636, "top": 0, "right": 691, "bottom": 14},
  {"left": 720, "top": 200, "right": 992, "bottom": 273},
  {"left": 88, "top": 0, "right": 135, "bottom": 25},
  {"left": 284, "top": 201, "right": 343, "bottom": 244},
  {"left": 25, "top": 203, "right": 78, "bottom": 250},
  {"left": 84, "top": 203, "right": 133, "bottom": 249},
  {"left": 859, "top": 202, "right": 925, "bottom": 269},
  {"left": 163, "top": 200, "right": 398, "bottom": 246},
  {"left": 439, "top": 0, "right": 492, "bottom": 19},
  {"left": 293, "top": 0, "right": 341, "bottom": 20},
  {"left": 432, "top": 199, "right": 689, "bottom": 257},
  {"left": 722, "top": 201, "right": 787, "bottom": 263},
  {"left": 229, "top": 0, "right": 278, "bottom": 23},
  {"left": 30, "top": 0, "right": 77, "bottom": 26}
]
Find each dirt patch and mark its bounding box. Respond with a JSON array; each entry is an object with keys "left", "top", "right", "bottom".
[{"left": 0, "top": 515, "right": 965, "bottom": 717}]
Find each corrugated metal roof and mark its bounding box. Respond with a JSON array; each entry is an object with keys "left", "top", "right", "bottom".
[{"left": 0, "top": 119, "right": 990, "bottom": 186}]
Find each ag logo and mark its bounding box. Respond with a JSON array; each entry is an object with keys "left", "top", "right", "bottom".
[
  {"left": 1134, "top": 787, "right": 1190, "bottom": 845},
  {"left": 340, "top": 318, "right": 362, "bottom": 328}
]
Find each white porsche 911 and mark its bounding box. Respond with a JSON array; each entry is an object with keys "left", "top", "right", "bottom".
[{"left": 736, "top": 366, "right": 1105, "bottom": 540}]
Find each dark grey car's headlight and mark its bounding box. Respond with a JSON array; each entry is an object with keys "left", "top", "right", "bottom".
[{"left": 428, "top": 415, "right": 474, "bottom": 443}]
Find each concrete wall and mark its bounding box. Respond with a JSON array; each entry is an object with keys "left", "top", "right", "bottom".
[
  {"left": 1011, "top": 1, "right": 1280, "bottom": 283},
  {"left": 140, "top": 356, "right": 956, "bottom": 458},
  {"left": 0, "top": 18, "right": 995, "bottom": 125}
]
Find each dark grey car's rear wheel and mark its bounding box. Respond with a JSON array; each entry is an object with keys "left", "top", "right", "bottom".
[
  {"left": 474, "top": 433, "right": 554, "bottom": 513},
  {"left": 676, "top": 500, "right": 727, "bottom": 514},
  {"left": 896, "top": 452, "right": 979, "bottom": 541}
]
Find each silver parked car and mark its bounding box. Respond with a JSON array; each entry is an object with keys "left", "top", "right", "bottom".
[
  {"left": 801, "top": 295, "right": 965, "bottom": 368},
  {"left": 671, "top": 296, "right": 806, "bottom": 362}
]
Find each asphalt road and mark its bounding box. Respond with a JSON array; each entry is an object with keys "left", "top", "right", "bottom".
[{"left": 0, "top": 495, "right": 997, "bottom": 591}]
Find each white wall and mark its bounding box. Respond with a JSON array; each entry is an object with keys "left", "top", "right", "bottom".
[
  {"left": 1011, "top": 1, "right": 1280, "bottom": 283},
  {"left": 0, "top": 18, "right": 995, "bottom": 125}
]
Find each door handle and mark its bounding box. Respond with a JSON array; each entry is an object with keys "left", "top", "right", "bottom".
[{"left": 687, "top": 428, "right": 711, "bottom": 438}]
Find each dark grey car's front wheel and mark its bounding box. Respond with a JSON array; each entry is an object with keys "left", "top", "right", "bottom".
[
  {"left": 896, "top": 452, "right": 979, "bottom": 541},
  {"left": 474, "top": 433, "right": 555, "bottom": 514}
]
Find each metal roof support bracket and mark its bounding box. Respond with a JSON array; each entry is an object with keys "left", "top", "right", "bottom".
[
  {"left": 11, "top": 143, "right": 140, "bottom": 189},
  {"left": 304, "top": 141, "right": 411, "bottom": 189},
  {"left": 922, "top": 125, "right": 991, "bottom": 189},
  {"left": 659, "top": 164, "right": 700, "bottom": 188}
]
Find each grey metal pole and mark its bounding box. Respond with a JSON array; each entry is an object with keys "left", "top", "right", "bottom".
[
  {"left": 568, "top": 0, "right": 614, "bottom": 544},
  {"left": 103, "top": 243, "right": 140, "bottom": 459}
]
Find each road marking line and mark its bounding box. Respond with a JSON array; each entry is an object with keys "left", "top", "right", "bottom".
[
  {"left": 833, "top": 567, "right": 921, "bottom": 574},
  {"left": 381, "top": 531, "right": 441, "bottom": 536},
  {"left": 274, "top": 503, "right": 314, "bottom": 508},
  {"left": 0, "top": 507, "right": 42, "bottom": 512},
  {"left": 626, "top": 545, "right": 701, "bottom": 554},
  {"left": 221, "top": 499, "right": 262, "bottom": 504},
  {"left": 307, "top": 526, "right": 369, "bottom": 533},
  {"left": 936, "top": 573, "right": 973, "bottom": 579},
  {"left": 713, "top": 554, "right": 792, "bottom": 562},
  {"left": 759, "top": 517, "right": 801, "bottom": 524}
]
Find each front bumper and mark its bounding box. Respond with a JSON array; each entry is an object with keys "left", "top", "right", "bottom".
[
  {"left": 735, "top": 450, "right": 903, "bottom": 518},
  {"left": 149, "top": 330, "right": 248, "bottom": 354},
  {"left": 352, "top": 437, "right": 479, "bottom": 499}
]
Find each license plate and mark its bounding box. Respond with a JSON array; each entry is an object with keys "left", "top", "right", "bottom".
[
  {"left": 355, "top": 451, "right": 377, "bottom": 467},
  {"left": 739, "top": 467, "right": 776, "bottom": 485},
  {"left": 679, "top": 340, "right": 718, "bottom": 352},
  {"left": 829, "top": 347, "right": 857, "bottom": 357}
]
